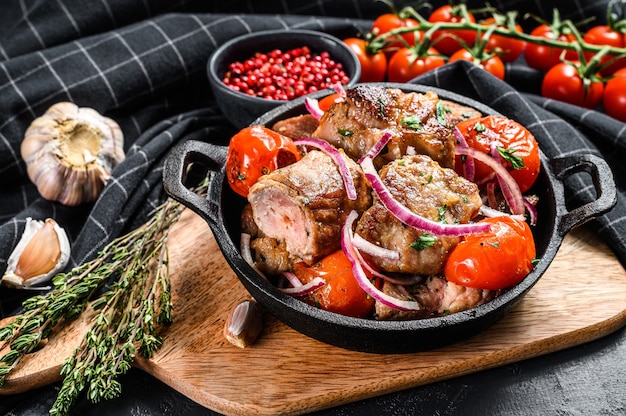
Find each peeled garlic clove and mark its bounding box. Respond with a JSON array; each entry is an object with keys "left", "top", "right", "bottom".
[
  {"left": 1, "top": 218, "right": 71, "bottom": 289},
  {"left": 224, "top": 299, "right": 263, "bottom": 348},
  {"left": 21, "top": 102, "right": 125, "bottom": 206}
]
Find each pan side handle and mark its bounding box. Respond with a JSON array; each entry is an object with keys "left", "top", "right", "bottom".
[
  {"left": 550, "top": 153, "right": 617, "bottom": 237},
  {"left": 163, "top": 140, "right": 228, "bottom": 227}
]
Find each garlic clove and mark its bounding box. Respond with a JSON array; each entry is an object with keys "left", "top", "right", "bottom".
[
  {"left": 21, "top": 102, "right": 125, "bottom": 206},
  {"left": 2, "top": 218, "right": 71, "bottom": 289},
  {"left": 223, "top": 299, "right": 264, "bottom": 348}
]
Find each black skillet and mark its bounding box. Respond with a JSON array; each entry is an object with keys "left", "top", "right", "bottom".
[{"left": 162, "top": 83, "right": 617, "bottom": 354}]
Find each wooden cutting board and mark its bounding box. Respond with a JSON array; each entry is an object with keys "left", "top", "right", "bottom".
[{"left": 2, "top": 209, "right": 626, "bottom": 416}]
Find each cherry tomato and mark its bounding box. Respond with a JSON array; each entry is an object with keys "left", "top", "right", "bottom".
[
  {"left": 372, "top": 13, "right": 421, "bottom": 57},
  {"left": 318, "top": 93, "right": 342, "bottom": 112},
  {"left": 603, "top": 68, "right": 626, "bottom": 122},
  {"left": 583, "top": 25, "right": 626, "bottom": 76},
  {"left": 541, "top": 61, "right": 604, "bottom": 109},
  {"left": 226, "top": 125, "right": 301, "bottom": 197},
  {"left": 444, "top": 216, "right": 536, "bottom": 290},
  {"left": 387, "top": 47, "right": 446, "bottom": 82},
  {"left": 343, "top": 37, "right": 388, "bottom": 82},
  {"left": 454, "top": 115, "right": 540, "bottom": 193},
  {"left": 524, "top": 24, "right": 577, "bottom": 71},
  {"left": 428, "top": 5, "right": 477, "bottom": 56},
  {"left": 293, "top": 250, "right": 378, "bottom": 318},
  {"left": 448, "top": 48, "right": 505, "bottom": 80},
  {"left": 482, "top": 18, "right": 525, "bottom": 63}
]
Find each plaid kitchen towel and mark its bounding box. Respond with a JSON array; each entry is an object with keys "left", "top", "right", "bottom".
[{"left": 0, "top": 0, "right": 623, "bottom": 317}]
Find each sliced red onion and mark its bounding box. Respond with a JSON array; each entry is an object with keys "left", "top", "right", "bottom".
[
  {"left": 279, "top": 276, "right": 326, "bottom": 296},
  {"left": 486, "top": 181, "right": 498, "bottom": 209},
  {"left": 478, "top": 205, "right": 526, "bottom": 222},
  {"left": 304, "top": 97, "right": 324, "bottom": 120},
  {"left": 352, "top": 243, "right": 423, "bottom": 285},
  {"left": 341, "top": 211, "right": 421, "bottom": 311},
  {"left": 360, "top": 157, "right": 490, "bottom": 236},
  {"left": 455, "top": 146, "right": 525, "bottom": 216},
  {"left": 240, "top": 233, "right": 266, "bottom": 278},
  {"left": 331, "top": 82, "right": 347, "bottom": 97},
  {"left": 352, "top": 233, "right": 400, "bottom": 261},
  {"left": 359, "top": 131, "right": 392, "bottom": 163},
  {"left": 523, "top": 197, "right": 538, "bottom": 226},
  {"left": 453, "top": 126, "right": 475, "bottom": 181},
  {"left": 296, "top": 137, "right": 357, "bottom": 200},
  {"left": 283, "top": 271, "right": 303, "bottom": 288}
]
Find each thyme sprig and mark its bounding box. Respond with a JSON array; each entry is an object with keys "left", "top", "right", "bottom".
[{"left": 0, "top": 181, "right": 206, "bottom": 415}]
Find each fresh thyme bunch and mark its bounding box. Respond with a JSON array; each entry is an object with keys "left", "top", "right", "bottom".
[{"left": 0, "top": 181, "right": 205, "bottom": 415}]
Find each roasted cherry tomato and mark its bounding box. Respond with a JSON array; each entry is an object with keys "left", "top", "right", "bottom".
[
  {"left": 428, "top": 4, "right": 477, "bottom": 56},
  {"left": 603, "top": 68, "right": 626, "bottom": 122},
  {"left": 448, "top": 48, "right": 505, "bottom": 80},
  {"left": 343, "top": 37, "right": 387, "bottom": 82},
  {"left": 541, "top": 61, "right": 604, "bottom": 109},
  {"left": 226, "top": 125, "right": 301, "bottom": 197},
  {"left": 583, "top": 24, "right": 626, "bottom": 76},
  {"left": 524, "top": 24, "right": 577, "bottom": 71},
  {"left": 318, "top": 93, "right": 342, "bottom": 112},
  {"left": 482, "top": 18, "right": 525, "bottom": 63},
  {"left": 444, "top": 216, "right": 536, "bottom": 290},
  {"left": 387, "top": 47, "right": 446, "bottom": 82},
  {"left": 455, "top": 115, "right": 540, "bottom": 193},
  {"left": 372, "top": 13, "right": 421, "bottom": 57},
  {"left": 293, "top": 250, "right": 378, "bottom": 318}
]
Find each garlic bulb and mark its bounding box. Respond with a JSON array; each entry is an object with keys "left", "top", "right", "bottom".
[
  {"left": 21, "top": 102, "right": 125, "bottom": 206},
  {"left": 2, "top": 218, "right": 71, "bottom": 289}
]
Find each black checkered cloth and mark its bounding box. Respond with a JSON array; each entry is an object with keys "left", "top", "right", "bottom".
[{"left": 0, "top": 0, "right": 624, "bottom": 317}]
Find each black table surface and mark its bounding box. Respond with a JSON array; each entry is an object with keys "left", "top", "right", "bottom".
[{"left": 2, "top": 323, "right": 625, "bottom": 415}]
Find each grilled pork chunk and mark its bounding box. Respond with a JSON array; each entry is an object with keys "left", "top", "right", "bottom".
[
  {"left": 272, "top": 114, "right": 320, "bottom": 139},
  {"left": 312, "top": 86, "right": 459, "bottom": 168},
  {"left": 355, "top": 154, "right": 482, "bottom": 275},
  {"left": 247, "top": 149, "right": 372, "bottom": 266},
  {"left": 374, "top": 277, "right": 495, "bottom": 320}
]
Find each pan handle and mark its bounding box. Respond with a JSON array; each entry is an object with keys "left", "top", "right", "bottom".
[
  {"left": 163, "top": 140, "right": 228, "bottom": 226},
  {"left": 550, "top": 153, "right": 617, "bottom": 237}
]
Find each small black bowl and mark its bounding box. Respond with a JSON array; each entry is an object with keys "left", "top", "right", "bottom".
[{"left": 207, "top": 29, "right": 361, "bottom": 129}]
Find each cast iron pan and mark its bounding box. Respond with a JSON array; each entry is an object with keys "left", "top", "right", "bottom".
[{"left": 163, "top": 83, "right": 617, "bottom": 354}]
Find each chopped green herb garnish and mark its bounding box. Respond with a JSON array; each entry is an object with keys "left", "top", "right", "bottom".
[
  {"left": 401, "top": 115, "right": 423, "bottom": 131},
  {"left": 378, "top": 97, "right": 386, "bottom": 117},
  {"left": 438, "top": 205, "right": 447, "bottom": 223},
  {"left": 338, "top": 128, "right": 353, "bottom": 136},
  {"left": 498, "top": 147, "right": 525, "bottom": 169},
  {"left": 436, "top": 101, "right": 449, "bottom": 127},
  {"left": 409, "top": 232, "right": 437, "bottom": 251},
  {"left": 474, "top": 122, "right": 486, "bottom": 132}
]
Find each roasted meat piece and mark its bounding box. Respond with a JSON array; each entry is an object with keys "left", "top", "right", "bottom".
[
  {"left": 355, "top": 154, "right": 482, "bottom": 275},
  {"left": 247, "top": 149, "right": 372, "bottom": 265},
  {"left": 271, "top": 114, "right": 320, "bottom": 139},
  {"left": 374, "top": 277, "right": 495, "bottom": 320},
  {"left": 312, "top": 85, "right": 459, "bottom": 168}
]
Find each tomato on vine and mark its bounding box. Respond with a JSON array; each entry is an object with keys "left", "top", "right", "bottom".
[
  {"left": 481, "top": 15, "right": 525, "bottom": 63},
  {"left": 387, "top": 46, "right": 446, "bottom": 82},
  {"left": 603, "top": 67, "right": 626, "bottom": 122},
  {"left": 449, "top": 48, "right": 505, "bottom": 79},
  {"left": 524, "top": 11, "right": 578, "bottom": 72},
  {"left": 372, "top": 11, "right": 422, "bottom": 57},
  {"left": 583, "top": 28, "right": 626, "bottom": 76},
  {"left": 226, "top": 126, "right": 301, "bottom": 197},
  {"left": 541, "top": 61, "right": 604, "bottom": 109},
  {"left": 444, "top": 216, "right": 536, "bottom": 291},
  {"left": 343, "top": 37, "right": 387, "bottom": 82},
  {"left": 428, "top": 4, "right": 477, "bottom": 56}
]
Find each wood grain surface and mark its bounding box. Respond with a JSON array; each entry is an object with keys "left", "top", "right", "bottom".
[{"left": 2, "top": 209, "right": 626, "bottom": 416}]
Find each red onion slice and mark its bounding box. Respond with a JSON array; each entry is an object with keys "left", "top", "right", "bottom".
[
  {"left": 453, "top": 126, "right": 475, "bottom": 181},
  {"left": 331, "top": 82, "right": 347, "bottom": 97},
  {"left": 296, "top": 137, "right": 357, "bottom": 200},
  {"left": 455, "top": 146, "right": 525, "bottom": 215},
  {"left": 341, "top": 211, "right": 421, "bottom": 311},
  {"left": 304, "top": 97, "right": 324, "bottom": 120},
  {"left": 360, "top": 157, "right": 490, "bottom": 236},
  {"left": 352, "top": 233, "right": 400, "bottom": 261},
  {"left": 523, "top": 197, "right": 538, "bottom": 226},
  {"left": 279, "top": 276, "right": 326, "bottom": 296},
  {"left": 359, "top": 131, "right": 392, "bottom": 163}
]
